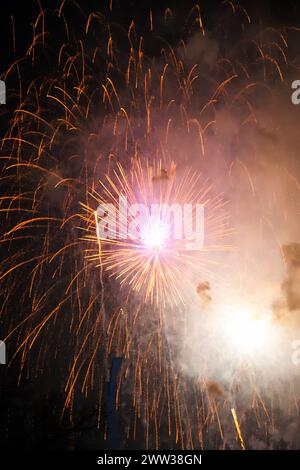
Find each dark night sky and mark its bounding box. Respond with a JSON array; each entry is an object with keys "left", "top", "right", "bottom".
[
  {"left": 1, "top": 0, "right": 300, "bottom": 452},
  {"left": 1, "top": 0, "right": 300, "bottom": 73}
]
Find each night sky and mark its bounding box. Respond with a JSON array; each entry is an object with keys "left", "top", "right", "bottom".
[{"left": 1, "top": 0, "right": 300, "bottom": 454}]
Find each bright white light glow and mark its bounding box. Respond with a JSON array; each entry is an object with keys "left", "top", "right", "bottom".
[
  {"left": 223, "top": 305, "right": 272, "bottom": 355},
  {"left": 140, "top": 220, "right": 169, "bottom": 251}
]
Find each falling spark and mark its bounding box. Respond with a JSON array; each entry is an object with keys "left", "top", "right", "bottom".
[{"left": 231, "top": 408, "right": 246, "bottom": 450}]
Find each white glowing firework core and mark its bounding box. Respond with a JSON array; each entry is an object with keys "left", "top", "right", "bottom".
[
  {"left": 140, "top": 220, "right": 169, "bottom": 251},
  {"left": 224, "top": 306, "right": 272, "bottom": 355}
]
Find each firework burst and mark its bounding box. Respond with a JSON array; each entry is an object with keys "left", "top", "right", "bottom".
[
  {"left": 80, "top": 158, "right": 231, "bottom": 307},
  {"left": 1, "top": 0, "right": 300, "bottom": 450}
]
